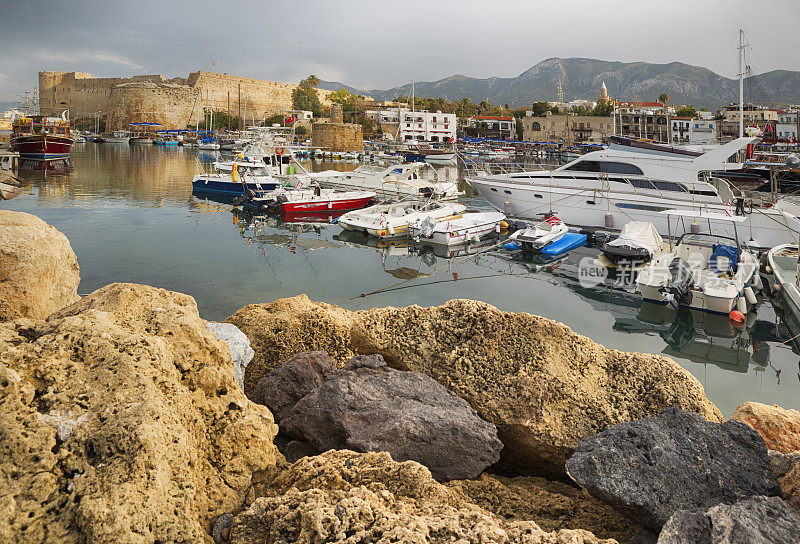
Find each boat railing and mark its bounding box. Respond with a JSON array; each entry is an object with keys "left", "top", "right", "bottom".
[{"left": 459, "top": 153, "right": 554, "bottom": 179}]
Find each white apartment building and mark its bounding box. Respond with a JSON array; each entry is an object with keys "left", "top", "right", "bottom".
[
  {"left": 777, "top": 111, "right": 798, "bottom": 141},
  {"left": 671, "top": 117, "right": 717, "bottom": 144},
  {"left": 366, "top": 108, "right": 456, "bottom": 142}
]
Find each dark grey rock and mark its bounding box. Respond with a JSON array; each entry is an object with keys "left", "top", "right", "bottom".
[
  {"left": 249, "top": 351, "right": 335, "bottom": 421},
  {"left": 768, "top": 449, "right": 800, "bottom": 478},
  {"left": 657, "top": 495, "right": 800, "bottom": 544},
  {"left": 566, "top": 407, "right": 781, "bottom": 532},
  {"left": 212, "top": 512, "right": 234, "bottom": 544},
  {"left": 281, "top": 354, "right": 503, "bottom": 481},
  {"left": 282, "top": 440, "right": 319, "bottom": 463}
]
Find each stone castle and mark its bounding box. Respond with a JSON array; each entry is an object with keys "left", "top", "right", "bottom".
[{"left": 39, "top": 71, "right": 334, "bottom": 130}]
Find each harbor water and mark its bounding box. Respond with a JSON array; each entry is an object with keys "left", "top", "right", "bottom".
[{"left": 4, "top": 143, "right": 799, "bottom": 417}]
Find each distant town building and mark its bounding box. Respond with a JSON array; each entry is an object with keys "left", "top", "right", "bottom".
[
  {"left": 466, "top": 115, "right": 517, "bottom": 140},
  {"left": 777, "top": 110, "right": 799, "bottom": 141},
  {"left": 671, "top": 117, "right": 717, "bottom": 144},
  {"left": 723, "top": 103, "right": 779, "bottom": 123},
  {"left": 365, "top": 108, "right": 456, "bottom": 142},
  {"left": 615, "top": 102, "right": 672, "bottom": 143},
  {"left": 522, "top": 111, "right": 613, "bottom": 144}
]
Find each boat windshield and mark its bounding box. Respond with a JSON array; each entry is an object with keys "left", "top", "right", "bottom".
[{"left": 678, "top": 233, "right": 738, "bottom": 250}]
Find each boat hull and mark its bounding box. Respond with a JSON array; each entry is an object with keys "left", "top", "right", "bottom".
[
  {"left": 191, "top": 176, "right": 282, "bottom": 195},
  {"left": 277, "top": 195, "right": 375, "bottom": 214},
  {"left": 11, "top": 134, "right": 73, "bottom": 159}
]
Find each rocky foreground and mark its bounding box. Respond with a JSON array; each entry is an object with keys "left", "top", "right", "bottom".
[{"left": 1, "top": 210, "right": 799, "bottom": 544}]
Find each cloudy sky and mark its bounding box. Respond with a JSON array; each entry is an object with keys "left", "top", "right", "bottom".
[{"left": 1, "top": 0, "right": 799, "bottom": 102}]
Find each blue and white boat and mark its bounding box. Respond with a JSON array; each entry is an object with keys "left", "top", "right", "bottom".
[{"left": 191, "top": 160, "right": 284, "bottom": 195}]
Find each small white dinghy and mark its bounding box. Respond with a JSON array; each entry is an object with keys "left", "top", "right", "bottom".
[
  {"left": 338, "top": 200, "right": 467, "bottom": 239},
  {"left": 410, "top": 211, "right": 506, "bottom": 245},
  {"left": 765, "top": 244, "right": 800, "bottom": 323},
  {"left": 507, "top": 213, "right": 569, "bottom": 250}
]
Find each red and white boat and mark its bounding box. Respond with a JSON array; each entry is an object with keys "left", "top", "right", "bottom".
[
  {"left": 270, "top": 188, "right": 376, "bottom": 214},
  {"left": 11, "top": 114, "right": 74, "bottom": 159}
]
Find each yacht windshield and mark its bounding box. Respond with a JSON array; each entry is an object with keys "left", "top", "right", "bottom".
[
  {"left": 565, "top": 160, "right": 644, "bottom": 175},
  {"left": 679, "top": 233, "right": 738, "bottom": 250}
]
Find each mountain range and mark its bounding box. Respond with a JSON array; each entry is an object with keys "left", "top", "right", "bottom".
[{"left": 319, "top": 57, "right": 800, "bottom": 111}]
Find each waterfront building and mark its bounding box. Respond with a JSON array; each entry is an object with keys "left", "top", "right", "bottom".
[
  {"left": 671, "top": 117, "right": 718, "bottom": 144},
  {"left": 466, "top": 115, "right": 517, "bottom": 140},
  {"left": 522, "top": 111, "right": 613, "bottom": 144},
  {"left": 777, "top": 110, "right": 799, "bottom": 141},
  {"left": 365, "top": 108, "right": 456, "bottom": 142}
]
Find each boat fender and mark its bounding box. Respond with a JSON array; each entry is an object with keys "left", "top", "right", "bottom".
[
  {"left": 504, "top": 199, "right": 511, "bottom": 215},
  {"left": 744, "top": 286, "right": 757, "bottom": 305},
  {"left": 471, "top": 234, "right": 480, "bottom": 244},
  {"left": 690, "top": 221, "right": 700, "bottom": 234},
  {"left": 773, "top": 282, "right": 782, "bottom": 292},
  {"left": 499, "top": 220, "right": 509, "bottom": 230},
  {"left": 736, "top": 295, "right": 748, "bottom": 314},
  {"left": 495, "top": 223, "right": 501, "bottom": 234},
  {"left": 327, "top": 201, "right": 332, "bottom": 209},
  {"left": 504, "top": 242, "right": 522, "bottom": 251},
  {"left": 604, "top": 213, "right": 614, "bottom": 229},
  {"left": 749, "top": 273, "right": 763, "bottom": 290},
  {"left": 729, "top": 310, "right": 745, "bottom": 324},
  {"left": 387, "top": 223, "right": 395, "bottom": 236}
]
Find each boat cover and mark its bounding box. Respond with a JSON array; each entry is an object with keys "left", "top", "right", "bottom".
[
  {"left": 710, "top": 244, "right": 739, "bottom": 274},
  {"left": 607, "top": 222, "right": 663, "bottom": 254}
]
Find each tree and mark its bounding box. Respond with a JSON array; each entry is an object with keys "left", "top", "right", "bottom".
[
  {"left": 292, "top": 76, "right": 323, "bottom": 116},
  {"left": 658, "top": 92, "right": 669, "bottom": 106},
  {"left": 675, "top": 106, "right": 699, "bottom": 118},
  {"left": 530, "top": 101, "right": 552, "bottom": 116},
  {"left": 591, "top": 101, "right": 614, "bottom": 117},
  {"left": 294, "top": 125, "right": 308, "bottom": 137}
]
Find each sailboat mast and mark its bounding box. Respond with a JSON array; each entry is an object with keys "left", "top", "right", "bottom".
[{"left": 739, "top": 29, "right": 744, "bottom": 139}]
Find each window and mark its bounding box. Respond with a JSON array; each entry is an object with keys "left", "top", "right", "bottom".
[
  {"left": 565, "top": 161, "right": 644, "bottom": 175},
  {"left": 531, "top": 122, "right": 541, "bottom": 131},
  {"left": 616, "top": 203, "right": 672, "bottom": 212},
  {"left": 653, "top": 181, "right": 687, "bottom": 192},
  {"left": 629, "top": 178, "right": 657, "bottom": 190}
]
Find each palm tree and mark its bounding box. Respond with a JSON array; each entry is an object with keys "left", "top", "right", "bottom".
[
  {"left": 658, "top": 92, "right": 669, "bottom": 107},
  {"left": 306, "top": 75, "right": 320, "bottom": 88}
]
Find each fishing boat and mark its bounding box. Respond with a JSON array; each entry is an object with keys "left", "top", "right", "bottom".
[
  {"left": 636, "top": 210, "right": 761, "bottom": 315},
  {"left": 192, "top": 161, "right": 284, "bottom": 195},
  {"left": 507, "top": 213, "right": 569, "bottom": 250},
  {"left": 102, "top": 131, "right": 131, "bottom": 144},
  {"left": 410, "top": 211, "right": 505, "bottom": 245},
  {"left": 198, "top": 138, "right": 220, "bottom": 150},
  {"left": 466, "top": 137, "right": 800, "bottom": 250},
  {"left": 601, "top": 221, "right": 664, "bottom": 265},
  {"left": 11, "top": 113, "right": 74, "bottom": 159},
  {"left": 307, "top": 163, "right": 460, "bottom": 201},
  {"left": 338, "top": 200, "right": 468, "bottom": 239}
]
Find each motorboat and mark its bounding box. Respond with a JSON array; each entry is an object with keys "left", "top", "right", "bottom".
[
  {"left": 305, "top": 162, "right": 460, "bottom": 201},
  {"left": 466, "top": 136, "right": 800, "bottom": 250},
  {"left": 507, "top": 213, "right": 569, "bottom": 250},
  {"left": 198, "top": 138, "right": 220, "bottom": 150},
  {"left": 636, "top": 210, "right": 761, "bottom": 315},
  {"left": 601, "top": 221, "right": 664, "bottom": 265},
  {"left": 410, "top": 211, "right": 505, "bottom": 245},
  {"left": 192, "top": 160, "right": 284, "bottom": 195},
  {"left": 338, "top": 200, "right": 468, "bottom": 239},
  {"left": 765, "top": 244, "right": 800, "bottom": 324},
  {"left": 103, "top": 131, "right": 131, "bottom": 144},
  {"left": 268, "top": 187, "right": 375, "bottom": 214}
]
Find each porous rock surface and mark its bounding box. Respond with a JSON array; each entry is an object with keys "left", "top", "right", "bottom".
[
  {"left": 780, "top": 459, "right": 800, "bottom": 510},
  {"left": 566, "top": 407, "right": 781, "bottom": 532},
  {"left": 229, "top": 295, "right": 722, "bottom": 476},
  {"left": 656, "top": 495, "right": 800, "bottom": 544},
  {"left": 0, "top": 283, "right": 280, "bottom": 544},
  {"left": 731, "top": 401, "right": 800, "bottom": 454},
  {"left": 232, "top": 450, "right": 619, "bottom": 544},
  {"left": 0, "top": 210, "right": 80, "bottom": 321},
  {"left": 276, "top": 353, "right": 503, "bottom": 481}
]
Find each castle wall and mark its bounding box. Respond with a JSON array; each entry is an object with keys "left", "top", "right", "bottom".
[
  {"left": 311, "top": 122, "right": 363, "bottom": 152},
  {"left": 40, "top": 71, "right": 334, "bottom": 130}
]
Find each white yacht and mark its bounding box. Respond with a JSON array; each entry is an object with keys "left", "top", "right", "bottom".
[
  {"left": 466, "top": 137, "right": 800, "bottom": 250},
  {"left": 304, "top": 163, "right": 461, "bottom": 201}
]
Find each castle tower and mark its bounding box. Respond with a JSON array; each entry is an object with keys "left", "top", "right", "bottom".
[{"left": 599, "top": 81, "right": 608, "bottom": 106}]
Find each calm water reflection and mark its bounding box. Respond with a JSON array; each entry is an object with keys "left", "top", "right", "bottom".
[{"left": 4, "top": 144, "right": 799, "bottom": 416}]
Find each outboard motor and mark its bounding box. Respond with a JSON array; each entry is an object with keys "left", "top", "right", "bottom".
[{"left": 660, "top": 257, "right": 695, "bottom": 309}]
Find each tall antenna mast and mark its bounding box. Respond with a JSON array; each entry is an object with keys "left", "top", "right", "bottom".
[{"left": 738, "top": 29, "right": 745, "bottom": 139}]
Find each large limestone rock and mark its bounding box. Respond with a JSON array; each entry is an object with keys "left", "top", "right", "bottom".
[
  {"left": 731, "top": 402, "right": 800, "bottom": 454},
  {"left": 205, "top": 322, "right": 254, "bottom": 391},
  {"left": 232, "top": 450, "right": 618, "bottom": 544},
  {"left": 229, "top": 296, "right": 722, "bottom": 476},
  {"left": 446, "top": 473, "right": 639, "bottom": 543},
  {"left": 566, "top": 407, "right": 782, "bottom": 532},
  {"left": 0, "top": 283, "right": 280, "bottom": 544},
  {"left": 276, "top": 353, "right": 503, "bottom": 481},
  {"left": 780, "top": 459, "right": 800, "bottom": 510},
  {"left": 0, "top": 211, "right": 80, "bottom": 321},
  {"left": 656, "top": 496, "right": 800, "bottom": 544}
]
